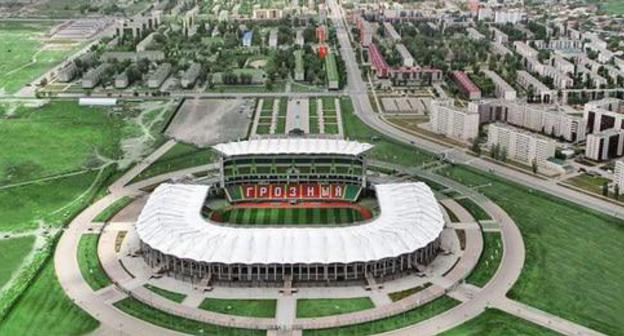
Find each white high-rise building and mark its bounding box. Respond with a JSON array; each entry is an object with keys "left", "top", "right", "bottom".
[
  {"left": 615, "top": 160, "right": 624, "bottom": 191},
  {"left": 487, "top": 123, "right": 556, "bottom": 166},
  {"left": 430, "top": 100, "right": 480, "bottom": 141}
]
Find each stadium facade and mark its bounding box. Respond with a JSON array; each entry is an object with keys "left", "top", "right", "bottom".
[{"left": 135, "top": 139, "right": 445, "bottom": 285}]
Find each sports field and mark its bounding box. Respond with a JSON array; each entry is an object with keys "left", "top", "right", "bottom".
[{"left": 218, "top": 206, "right": 366, "bottom": 225}]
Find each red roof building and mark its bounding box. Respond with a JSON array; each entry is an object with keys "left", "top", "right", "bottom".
[
  {"left": 451, "top": 71, "right": 482, "bottom": 100},
  {"left": 368, "top": 43, "right": 442, "bottom": 83}
]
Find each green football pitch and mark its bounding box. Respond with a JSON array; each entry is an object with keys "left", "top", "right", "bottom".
[{"left": 219, "top": 207, "right": 366, "bottom": 225}]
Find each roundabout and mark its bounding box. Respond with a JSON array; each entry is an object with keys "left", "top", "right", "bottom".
[{"left": 52, "top": 139, "right": 556, "bottom": 336}]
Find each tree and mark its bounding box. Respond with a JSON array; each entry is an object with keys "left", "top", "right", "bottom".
[
  {"left": 532, "top": 159, "right": 538, "bottom": 174},
  {"left": 471, "top": 138, "right": 482, "bottom": 156},
  {"left": 614, "top": 184, "right": 620, "bottom": 199},
  {"left": 602, "top": 182, "right": 609, "bottom": 196}
]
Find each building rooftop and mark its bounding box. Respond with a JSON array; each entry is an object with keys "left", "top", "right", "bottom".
[
  {"left": 136, "top": 182, "right": 444, "bottom": 265},
  {"left": 212, "top": 138, "right": 374, "bottom": 157}
]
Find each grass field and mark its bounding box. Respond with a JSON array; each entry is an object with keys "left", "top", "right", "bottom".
[
  {"left": 0, "top": 261, "right": 99, "bottom": 336},
  {"left": 0, "top": 22, "right": 80, "bottom": 94},
  {"left": 144, "top": 284, "right": 187, "bottom": 303},
  {"left": 0, "top": 101, "right": 128, "bottom": 185},
  {"left": 93, "top": 196, "right": 133, "bottom": 222},
  {"left": 131, "top": 143, "right": 216, "bottom": 183},
  {"left": 602, "top": 0, "right": 624, "bottom": 14},
  {"left": 388, "top": 283, "right": 431, "bottom": 302},
  {"left": 0, "top": 170, "right": 106, "bottom": 232},
  {"left": 465, "top": 232, "right": 502, "bottom": 287},
  {"left": 441, "top": 309, "right": 561, "bottom": 336},
  {"left": 340, "top": 97, "right": 435, "bottom": 167},
  {"left": 199, "top": 298, "right": 277, "bottom": 318},
  {"left": 565, "top": 173, "right": 622, "bottom": 201},
  {"left": 219, "top": 207, "right": 365, "bottom": 225},
  {"left": 113, "top": 297, "right": 264, "bottom": 336},
  {"left": 296, "top": 297, "right": 375, "bottom": 318},
  {"left": 77, "top": 234, "right": 111, "bottom": 291},
  {"left": 455, "top": 198, "right": 491, "bottom": 221},
  {"left": 0, "top": 236, "right": 36, "bottom": 289},
  {"left": 439, "top": 166, "right": 624, "bottom": 335},
  {"left": 303, "top": 296, "right": 459, "bottom": 336}
]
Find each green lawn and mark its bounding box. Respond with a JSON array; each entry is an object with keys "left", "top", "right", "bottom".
[
  {"left": 113, "top": 297, "right": 264, "bottom": 336},
  {"left": 323, "top": 123, "right": 339, "bottom": 134},
  {"left": 439, "top": 166, "right": 624, "bottom": 335},
  {"left": 340, "top": 97, "right": 435, "bottom": 167},
  {"left": 0, "top": 236, "right": 36, "bottom": 289},
  {"left": 0, "top": 170, "right": 110, "bottom": 232},
  {"left": 296, "top": 297, "right": 375, "bottom": 318},
  {"left": 131, "top": 143, "right": 216, "bottom": 183},
  {"left": 322, "top": 97, "right": 336, "bottom": 110},
  {"left": 465, "top": 232, "right": 502, "bottom": 287},
  {"left": 199, "top": 298, "right": 276, "bottom": 318},
  {"left": 303, "top": 296, "right": 459, "bottom": 336},
  {"left": 441, "top": 309, "right": 561, "bottom": 336},
  {"left": 256, "top": 123, "right": 272, "bottom": 134},
  {"left": 0, "top": 261, "right": 99, "bottom": 336},
  {"left": 0, "top": 101, "right": 129, "bottom": 185},
  {"left": 77, "top": 234, "right": 111, "bottom": 291},
  {"left": 219, "top": 207, "right": 364, "bottom": 225},
  {"left": 603, "top": 0, "right": 624, "bottom": 14},
  {"left": 144, "top": 284, "right": 187, "bottom": 303},
  {"left": 93, "top": 196, "right": 133, "bottom": 222},
  {"left": 565, "top": 173, "right": 622, "bottom": 200},
  {"left": 0, "top": 22, "right": 80, "bottom": 94},
  {"left": 455, "top": 198, "right": 491, "bottom": 221}
]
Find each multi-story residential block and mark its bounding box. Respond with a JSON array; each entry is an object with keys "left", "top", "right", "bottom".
[
  {"left": 57, "top": 62, "right": 78, "bottom": 82},
  {"left": 451, "top": 71, "right": 481, "bottom": 100},
  {"left": 516, "top": 70, "right": 553, "bottom": 103},
  {"left": 466, "top": 27, "right": 485, "bottom": 41},
  {"left": 489, "top": 27, "right": 509, "bottom": 44},
  {"left": 357, "top": 17, "right": 373, "bottom": 46},
  {"left": 268, "top": 29, "right": 278, "bottom": 48},
  {"left": 494, "top": 9, "right": 525, "bottom": 24},
  {"left": 114, "top": 72, "right": 129, "bottom": 89},
  {"left": 483, "top": 70, "right": 516, "bottom": 100},
  {"left": 584, "top": 98, "right": 624, "bottom": 134},
  {"left": 615, "top": 160, "right": 624, "bottom": 191},
  {"left": 82, "top": 63, "right": 112, "bottom": 89},
  {"left": 585, "top": 129, "right": 624, "bottom": 161},
  {"left": 383, "top": 22, "right": 401, "bottom": 42},
  {"left": 552, "top": 55, "right": 575, "bottom": 74},
  {"left": 487, "top": 123, "right": 556, "bottom": 166},
  {"left": 490, "top": 42, "right": 512, "bottom": 56},
  {"left": 430, "top": 100, "right": 480, "bottom": 141},
  {"left": 513, "top": 41, "right": 538, "bottom": 59},
  {"left": 478, "top": 100, "right": 586, "bottom": 142}
]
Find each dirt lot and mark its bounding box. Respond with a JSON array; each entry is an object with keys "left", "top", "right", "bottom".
[{"left": 165, "top": 98, "right": 253, "bottom": 147}]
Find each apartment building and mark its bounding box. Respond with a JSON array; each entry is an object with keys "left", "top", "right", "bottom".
[
  {"left": 430, "top": 100, "right": 480, "bottom": 141},
  {"left": 487, "top": 123, "right": 556, "bottom": 166}
]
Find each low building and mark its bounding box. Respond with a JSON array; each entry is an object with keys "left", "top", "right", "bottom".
[
  {"left": 102, "top": 51, "right": 165, "bottom": 62},
  {"left": 490, "top": 42, "right": 512, "bottom": 56},
  {"left": 513, "top": 41, "right": 538, "bottom": 59},
  {"left": 430, "top": 100, "right": 480, "bottom": 141},
  {"left": 516, "top": 70, "right": 553, "bottom": 103},
  {"left": 147, "top": 63, "right": 172, "bottom": 89},
  {"left": 483, "top": 70, "right": 516, "bottom": 100},
  {"left": 181, "top": 63, "right": 202, "bottom": 89},
  {"left": 242, "top": 31, "right": 253, "bottom": 47},
  {"left": 252, "top": 8, "right": 283, "bottom": 20},
  {"left": 451, "top": 71, "right": 481, "bottom": 100},
  {"left": 585, "top": 129, "right": 624, "bottom": 161},
  {"left": 396, "top": 44, "right": 414, "bottom": 67},
  {"left": 552, "top": 55, "right": 575, "bottom": 74},
  {"left": 294, "top": 50, "right": 305, "bottom": 81},
  {"left": 268, "top": 29, "right": 278, "bottom": 48},
  {"left": 487, "top": 123, "right": 556, "bottom": 166},
  {"left": 114, "top": 72, "right": 129, "bottom": 89},
  {"left": 494, "top": 9, "right": 525, "bottom": 24},
  {"left": 357, "top": 17, "right": 373, "bottom": 46},
  {"left": 136, "top": 32, "right": 157, "bottom": 52},
  {"left": 82, "top": 63, "right": 111, "bottom": 89}
]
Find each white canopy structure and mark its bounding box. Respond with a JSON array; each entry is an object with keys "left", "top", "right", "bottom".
[
  {"left": 212, "top": 138, "right": 374, "bottom": 157},
  {"left": 136, "top": 182, "right": 444, "bottom": 265}
]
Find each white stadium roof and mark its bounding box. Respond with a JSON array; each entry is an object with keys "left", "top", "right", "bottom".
[
  {"left": 136, "top": 183, "right": 444, "bottom": 265},
  {"left": 212, "top": 138, "right": 374, "bottom": 157}
]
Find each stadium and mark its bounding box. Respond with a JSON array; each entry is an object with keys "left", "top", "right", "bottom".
[{"left": 136, "top": 138, "right": 445, "bottom": 285}]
